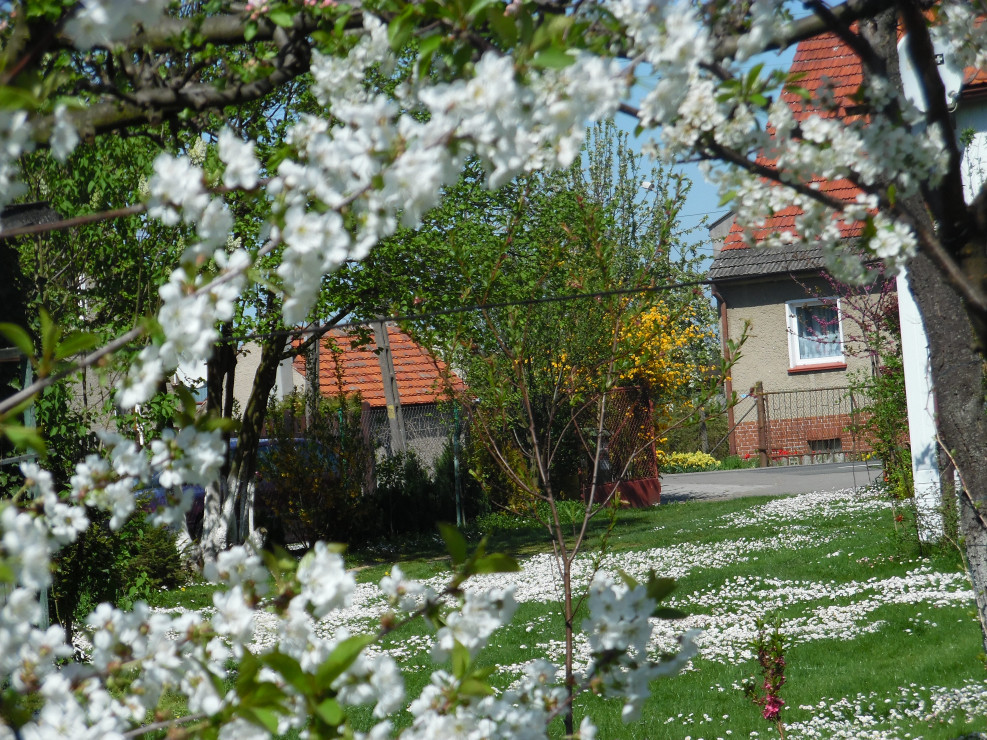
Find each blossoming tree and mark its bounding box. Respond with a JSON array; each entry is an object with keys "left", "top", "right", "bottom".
[{"left": 2, "top": 0, "right": 987, "bottom": 735}]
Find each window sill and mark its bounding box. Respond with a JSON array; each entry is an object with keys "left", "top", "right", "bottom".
[{"left": 788, "top": 362, "right": 847, "bottom": 374}]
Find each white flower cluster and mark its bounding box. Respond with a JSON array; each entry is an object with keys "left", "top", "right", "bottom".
[
  {"left": 380, "top": 564, "right": 431, "bottom": 612},
  {"left": 583, "top": 574, "right": 702, "bottom": 722},
  {"left": 121, "top": 152, "right": 250, "bottom": 408},
  {"left": 614, "top": 0, "right": 951, "bottom": 279},
  {"left": 0, "top": 112, "right": 34, "bottom": 228},
  {"left": 432, "top": 586, "right": 517, "bottom": 661},
  {"left": 1, "top": 1, "right": 975, "bottom": 736},
  {"left": 270, "top": 15, "right": 625, "bottom": 324},
  {"left": 939, "top": 0, "right": 987, "bottom": 74},
  {"left": 403, "top": 661, "right": 568, "bottom": 740}
]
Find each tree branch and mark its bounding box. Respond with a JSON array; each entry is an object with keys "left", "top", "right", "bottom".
[
  {"left": 280, "top": 305, "right": 356, "bottom": 362},
  {"left": 0, "top": 204, "right": 146, "bottom": 240},
  {"left": 715, "top": 0, "right": 896, "bottom": 59},
  {"left": 52, "top": 12, "right": 359, "bottom": 54}
]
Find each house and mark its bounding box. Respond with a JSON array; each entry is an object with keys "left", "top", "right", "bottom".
[
  {"left": 292, "top": 322, "right": 466, "bottom": 472},
  {"left": 709, "top": 225, "right": 882, "bottom": 464},
  {"left": 707, "top": 31, "right": 968, "bottom": 465}
]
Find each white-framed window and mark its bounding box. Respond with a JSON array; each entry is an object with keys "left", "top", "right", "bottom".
[{"left": 785, "top": 297, "right": 844, "bottom": 368}]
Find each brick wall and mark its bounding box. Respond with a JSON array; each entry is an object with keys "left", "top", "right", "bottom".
[{"left": 733, "top": 412, "right": 872, "bottom": 464}]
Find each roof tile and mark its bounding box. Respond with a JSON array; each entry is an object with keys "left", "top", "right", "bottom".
[{"left": 293, "top": 324, "right": 465, "bottom": 408}]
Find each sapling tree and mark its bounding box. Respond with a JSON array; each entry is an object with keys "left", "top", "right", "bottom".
[{"left": 427, "top": 134, "right": 717, "bottom": 733}]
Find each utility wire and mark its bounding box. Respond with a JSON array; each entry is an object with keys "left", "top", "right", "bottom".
[{"left": 226, "top": 277, "right": 716, "bottom": 345}]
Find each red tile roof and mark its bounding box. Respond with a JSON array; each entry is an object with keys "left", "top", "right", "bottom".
[
  {"left": 293, "top": 324, "right": 465, "bottom": 407},
  {"left": 719, "top": 29, "right": 985, "bottom": 253},
  {"left": 722, "top": 32, "right": 865, "bottom": 251},
  {"left": 780, "top": 32, "right": 864, "bottom": 122}
]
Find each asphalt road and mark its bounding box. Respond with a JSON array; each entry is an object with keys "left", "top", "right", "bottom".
[{"left": 659, "top": 460, "right": 884, "bottom": 503}]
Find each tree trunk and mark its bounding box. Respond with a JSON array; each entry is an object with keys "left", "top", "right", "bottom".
[
  {"left": 563, "top": 555, "right": 574, "bottom": 738},
  {"left": 227, "top": 333, "right": 284, "bottom": 545},
  {"left": 907, "top": 251, "right": 987, "bottom": 651},
  {"left": 200, "top": 323, "right": 236, "bottom": 561}
]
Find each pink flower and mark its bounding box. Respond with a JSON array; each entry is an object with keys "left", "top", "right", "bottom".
[{"left": 762, "top": 695, "right": 785, "bottom": 721}]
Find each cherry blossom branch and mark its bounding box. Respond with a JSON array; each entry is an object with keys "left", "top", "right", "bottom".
[
  {"left": 52, "top": 11, "right": 360, "bottom": 53},
  {"left": 0, "top": 235, "right": 277, "bottom": 419},
  {"left": 694, "top": 135, "right": 987, "bottom": 321},
  {"left": 122, "top": 713, "right": 209, "bottom": 739},
  {"left": 0, "top": 179, "right": 270, "bottom": 240},
  {"left": 0, "top": 324, "right": 146, "bottom": 418}
]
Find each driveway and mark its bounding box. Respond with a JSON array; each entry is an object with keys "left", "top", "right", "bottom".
[{"left": 659, "top": 460, "right": 883, "bottom": 503}]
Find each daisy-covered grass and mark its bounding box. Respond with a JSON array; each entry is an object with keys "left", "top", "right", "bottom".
[{"left": 148, "top": 487, "right": 984, "bottom": 738}]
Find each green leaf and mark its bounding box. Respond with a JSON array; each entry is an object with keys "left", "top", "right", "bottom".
[
  {"left": 244, "top": 21, "right": 258, "bottom": 41},
  {"left": 617, "top": 569, "right": 639, "bottom": 590},
  {"left": 0, "top": 323, "right": 35, "bottom": 360},
  {"left": 388, "top": 5, "right": 417, "bottom": 51},
  {"left": 438, "top": 522, "right": 468, "bottom": 565},
  {"left": 468, "top": 0, "right": 498, "bottom": 16},
  {"left": 3, "top": 425, "right": 46, "bottom": 458},
  {"left": 314, "top": 697, "right": 344, "bottom": 727},
  {"left": 486, "top": 7, "right": 518, "bottom": 47},
  {"left": 417, "top": 33, "right": 443, "bottom": 58},
  {"left": 718, "top": 189, "right": 737, "bottom": 207},
  {"left": 0, "top": 85, "right": 39, "bottom": 110},
  {"left": 53, "top": 331, "right": 98, "bottom": 361},
  {"left": 530, "top": 46, "right": 576, "bottom": 69},
  {"left": 471, "top": 553, "right": 520, "bottom": 574},
  {"left": 267, "top": 8, "right": 295, "bottom": 27},
  {"left": 315, "top": 634, "right": 374, "bottom": 686},
  {"left": 262, "top": 545, "right": 298, "bottom": 589},
  {"left": 200, "top": 415, "right": 240, "bottom": 434},
  {"left": 860, "top": 215, "right": 877, "bottom": 241},
  {"left": 451, "top": 640, "right": 470, "bottom": 678},
  {"left": 243, "top": 707, "right": 281, "bottom": 734},
  {"left": 645, "top": 574, "right": 676, "bottom": 602},
  {"left": 785, "top": 84, "right": 812, "bottom": 101},
  {"left": 459, "top": 677, "right": 495, "bottom": 696},
  {"left": 745, "top": 62, "right": 765, "bottom": 88},
  {"left": 886, "top": 184, "right": 897, "bottom": 207},
  {"left": 237, "top": 652, "right": 262, "bottom": 690},
  {"left": 39, "top": 309, "right": 58, "bottom": 363},
  {"left": 260, "top": 651, "right": 311, "bottom": 696}
]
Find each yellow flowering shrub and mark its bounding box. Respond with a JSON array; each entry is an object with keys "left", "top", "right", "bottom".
[
  {"left": 656, "top": 450, "right": 721, "bottom": 473},
  {"left": 618, "top": 301, "right": 714, "bottom": 401}
]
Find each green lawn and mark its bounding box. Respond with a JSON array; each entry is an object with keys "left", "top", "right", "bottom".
[{"left": 149, "top": 488, "right": 987, "bottom": 739}]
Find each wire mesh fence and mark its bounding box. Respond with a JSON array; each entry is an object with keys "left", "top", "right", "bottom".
[
  {"left": 362, "top": 402, "right": 464, "bottom": 475},
  {"left": 572, "top": 386, "right": 659, "bottom": 482},
  {"left": 730, "top": 385, "right": 871, "bottom": 465}
]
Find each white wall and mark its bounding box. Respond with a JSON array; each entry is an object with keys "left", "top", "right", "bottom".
[{"left": 956, "top": 103, "right": 987, "bottom": 202}]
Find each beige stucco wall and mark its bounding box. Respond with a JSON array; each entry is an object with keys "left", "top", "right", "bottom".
[
  {"left": 719, "top": 275, "right": 880, "bottom": 396},
  {"left": 232, "top": 342, "right": 304, "bottom": 415}
]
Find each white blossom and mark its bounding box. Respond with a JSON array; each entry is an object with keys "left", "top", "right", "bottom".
[{"left": 218, "top": 128, "right": 260, "bottom": 190}]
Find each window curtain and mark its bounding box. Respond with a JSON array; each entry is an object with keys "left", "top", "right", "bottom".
[{"left": 795, "top": 304, "right": 840, "bottom": 359}]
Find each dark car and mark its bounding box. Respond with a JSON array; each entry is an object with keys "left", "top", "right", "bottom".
[
  {"left": 134, "top": 473, "right": 206, "bottom": 539},
  {"left": 136, "top": 438, "right": 341, "bottom": 546}
]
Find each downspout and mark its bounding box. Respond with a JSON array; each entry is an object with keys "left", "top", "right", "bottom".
[{"left": 711, "top": 284, "right": 737, "bottom": 457}]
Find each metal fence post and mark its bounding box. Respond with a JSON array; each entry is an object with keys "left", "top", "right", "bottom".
[
  {"left": 755, "top": 381, "right": 770, "bottom": 468},
  {"left": 453, "top": 403, "right": 463, "bottom": 527}
]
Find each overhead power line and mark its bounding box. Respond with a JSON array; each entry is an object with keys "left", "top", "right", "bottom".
[{"left": 228, "top": 277, "right": 715, "bottom": 345}]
